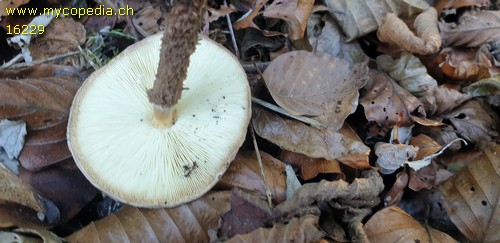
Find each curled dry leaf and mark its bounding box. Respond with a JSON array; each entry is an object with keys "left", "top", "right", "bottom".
[
  {"left": 262, "top": 0, "right": 314, "bottom": 40},
  {"left": 463, "top": 74, "right": 500, "bottom": 96},
  {"left": 376, "top": 52, "right": 437, "bottom": 97},
  {"left": 419, "top": 85, "right": 471, "bottom": 116},
  {"left": 252, "top": 107, "right": 370, "bottom": 166},
  {"left": 206, "top": 6, "right": 236, "bottom": 23},
  {"left": 384, "top": 171, "right": 409, "bottom": 206},
  {"left": 67, "top": 191, "right": 232, "bottom": 243},
  {"left": 408, "top": 162, "right": 454, "bottom": 191},
  {"left": 377, "top": 8, "right": 441, "bottom": 55},
  {"left": 226, "top": 215, "right": 323, "bottom": 243},
  {"left": 307, "top": 14, "right": 368, "bottom": 65},
  {"left": 0, "top": 73, "right": 81, "bottom": 171},
  {"left": 217, "top": 151, "right": 286, "bottom": 203},
  {"left": 28, "top": 18, "right": 86, "bottom": 62},
  {"left": 415, "top": 125, "right": 463, "bottom": 152},
  {"left": 440, "top": 10, "right": 500, "bottom": 48},
  {"left": 280, "top": 150, "right": 342, "bottom": 180},
  {"left": 374, "top": 142, "right": 418, "bottom": 174},
  {"left": 437, "top": 46, "right": 500, "bottom": 82},
  {"left": 410, "top": 134, "right": 442, "bottom": 160},
  {"left": 323, "top": 0, "right": 429, "bottom": 41},
  {"left": 364, "top": 206, "right": 456, "bottom": 242},
  {"left": 262, "top": 50, "right": 368, "bottom": 131},
  {"left": 233, "top": 0, "right": 266, "bottom": 30},
  {"left": 360, "top": 70, "right": 425, "bottom": 127},
  {"left": 0, "top": 163, "right": 60, "bottom": 228},
  {"left": 439, "top": 99, "right": 499, "bottom": 148},
  {"left": 440, "top": 142, "right": 500, "bottom": 242}
]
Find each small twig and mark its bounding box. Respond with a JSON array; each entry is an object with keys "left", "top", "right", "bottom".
[
  {"left": 251, "top": 97, "right": 325, "bottom": 129},
  {"left": 250, "top": 123, "right": 273, "bottom": 207},
  {"left": 0, "top": 54, "right": 23, "bottom": 70},
  {"left": 224, "top": 0, "right": 239, "bottom": 59},
  {"left": 242, "top": 62, "right": 269, "bottom": 73},
  {"left": 0, "top": 51, "right": 80, "bottom": 70}
]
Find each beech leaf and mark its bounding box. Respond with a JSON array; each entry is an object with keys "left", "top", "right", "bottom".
[
  {"left": 262, "top": 0, "right": 314, "bottom": 40},
  {"left": 252, "top": 107, "right": 370, "bottom": 166},
  {"left": 437, "top": 46, "right": 500, "bottom": 82},
  {"left": 440, "top": 10, "right": 500, "bottom": 48},
  {"left": 376, "top": 52, "right": 437, "bottom": 97},
  {"left": 419, "top": 85, "right": 471, "bottom": 116},
  {"left": 440, "top": 142, "right": 500, "bottom": 242},
  {"left": 263, "top": 50, "right": 367, "bottom": 131},
  {"left": 66, "top": 191, "right": 232, "bottom": 242},
  {"left": 364, "top": 206, "right": 456, "bottom": 242},
  {"left": 375, "top": 142, "right": 418, "bottom": 174},
  {"left": 280, "top": 150, "right": 342, "bottom": 180}
]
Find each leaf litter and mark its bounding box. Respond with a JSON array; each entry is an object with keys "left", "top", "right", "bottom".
[{"left": 1, "top": 0, "right": 500, "bottom": 242}]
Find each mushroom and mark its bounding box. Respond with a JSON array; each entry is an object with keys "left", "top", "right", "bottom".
[{"left": 67, "top": 0, "right": 250, "bottom": 207}]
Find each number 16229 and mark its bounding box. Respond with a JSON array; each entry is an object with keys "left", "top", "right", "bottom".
[{"left": 6, "top": 24, "right": 45, "bottom": 35}]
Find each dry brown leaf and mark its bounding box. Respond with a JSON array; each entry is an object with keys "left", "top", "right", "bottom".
[
  {"left": 435, "top": 0, "right": 491, "bottom": 15},
  {"left": 376, "top": 52, "right": 437, "bottom": 97},
  {"left": 419, "top": 85, "right": 471, "bottom": 116},
  {"left": 464, "top": 74, "right": 500, "bottom": 97},
  {"left": 360, "top": 69, "right": 425, "bottom": 127},
  {"left": 440, "top": 10, "right": 500, "bottom": 48},
  {"left": 364, "top": 206, "right": 456, "bottom": 242},
  {"left": 217, "top": 151, "right": 286, "bottom": 203},
  {"left": 438, "top": 46, "right": 500, "bottom": 82},
  {"left": 252, "top": 107, "right": 370, "bottom": 165},
  {"left": 233, "top": 0, "right": 266, "bottom": 30},
  {"left": 384, "top": 171, "right": 409, "bottom": 206},
  {"left": 19, "top": 160, "right": 98, "bottom": 223},
  {"left": 28, "top": 18, "right": 86, "bottom": 62},
  {"left": 323, "top": 0, "right": 429, "bottom": 41},
  {"left": 0, "top": 0, "right": 30, "bottom": 18},
  {"left": 207, "top": 6, "right": 235, "bottom": 23},
  {"left": 226, "top": 215, "right": 323, "bottom": 243},
  {"left": 262, "top": 50, "right": 368, "bottom": 131},
  {"left": 440, "top": 142, "right": 500, "bottom": 242},
  {"left": 280, "top": 150, "right": 342, "bottom": 180},
  {"left": 307, "top": 14, "right": 368, "bottom": 65},
  {"left": 377, "top": 8, "right": 441, "bottom": 55},
  {"left": 66, "top": 191, "right": 232, "bottom": 242},
  {"left": 132, "top": 6, "right": 162, "bottom": 36},
  {"left": 0, "top": 163, "right": 59, "bottom": 228},
  {"left": 439, "top": 99, "right": 499, "bottom": 148},
  {"left": 410, "top": 134, "right": 442, "bottom": 160},
  {"left": 416, "top": 125, "right": 464, "bottom": 152},
  {"left": 375, "top": 142, "right": 418, "bottom": 174},
  {"left": 0, "top": 71, "right": 81, "bottom": 171},
  {"left": 262, "top": 0, "right": 313, "bottom": 40},
  {"left": 440, "top": 149, "right": 483, "bottom": 172}
]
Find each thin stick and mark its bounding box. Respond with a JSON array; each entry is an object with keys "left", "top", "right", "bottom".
[
  {"left": 0, "top": 54, "right": 23, "bottom": 70},
  {"left": 251, "top": 97, "right": 325, "bottom": 129},
  {"left": 250, "top": 123, "right": 273, "bottom": 207},
  {"left": 224, "top": 0, "right": 239, "bottom": 59},
  {"left": 0, "top": 51, "right": 79, "bottom": 70}
]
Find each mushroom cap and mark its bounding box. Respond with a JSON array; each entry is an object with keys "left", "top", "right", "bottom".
[{"left": 68, "top": 33, "right": 251, "bottom": 208}]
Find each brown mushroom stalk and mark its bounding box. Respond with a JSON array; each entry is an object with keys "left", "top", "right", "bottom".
[{"left": 147, "top": 0, "right": 207, "bottom": 127}]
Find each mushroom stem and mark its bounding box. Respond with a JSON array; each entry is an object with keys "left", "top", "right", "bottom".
[
  {"left": 151, "top": 104, "right": 176, "bottom": 129},
  {"left": 147, "top": 0, "right": 207, "bottom": 124}
]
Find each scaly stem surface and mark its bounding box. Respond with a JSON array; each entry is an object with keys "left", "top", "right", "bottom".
[{"left": 148, "top": 0, "right": 206, "bottom": 126}]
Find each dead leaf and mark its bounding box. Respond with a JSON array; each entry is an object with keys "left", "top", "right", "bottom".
[
  {"left": 252, "top": 107, "right": 370, "bottom": 165},
  {"left": 263, "top": 50, "right": 368, "bottom": 131},
  {"left": 0, "top": 163, "right": 60, "bottom": 228},
  {"left": 233, "top": 0, "right": 266, "bottom": 31},
  {"left": 376, "top": 52, "right": 438, "bottom": 97},
  {"left": 0, "top": 74, "right": 81, "bottom": 171},
  {"left": 375, "top": 142, "right": 418, "bottom": 174},
  {"left": 435, "top": 0, "right": 491, "bottom": 15},
  {"left": 285, "top": 164, "right": 301, "bottom": 200},
  {"left": 28, "top": 18, "right": 86, "bottom": 62},
  {"left": 226, "top": 215, "right": 323, "bottom": 243},
  {"left": 0, "top": 0, "right": 30, "bottom": 19},
  {"left": 0, "top": 119, "right": 26, "bottom": 160},
  {"left": 419, "top": 85, "right": 471, "bottom": 116},
  {"left": 440, "top": 142, "right": 500, "bottom": 242},
  {"left": 410, "top": 134, "right": 442, "bottom": 160},
  {"left": 415, "top": 125, "right": 464, "bottom": 152},
  {"left": 323, "top": 0, "right": 429, "bottom": 41},
  {"left": 0, "top": 228, "right": 62, "bottom": 243},
  {"left": 360, "top": 69, "right": 425, "bottom": 127},
  {"left": 207, "top": 6, "right": 235, "bottom": 23},
  {"left": 217, "top": 151, "right": 286, "bottom": 203},
  {"left": 66, "top": 191, "right": 232, "bottom": 242},
  {"left": 384, "top": 171, "right": 409, "bottom": 206},
  {"left": 463, "top": 74, "right": 500, "bottom": 96},
  {"left": 439, "top": 99, "right": 499, "bottom": 148},
  {"left": 377, "top": 8, "right": 441, "bottom": 55},
  {"left": 307, "top": 14, "right": 368, "bottom": 65},
  {"left": 440, "top": 149, "right": 483, "bottom": 172},
  {"left": 364, "top": 206, "right": 457, "bottom": 242},
  {"left": 280, "top": 150, "right": 342, "bottom": 180},
  {"left": 440, "top": 10, "right": 500, "bottom": 48},
  {"left": 132, "top": 6, "right": 162, "bottom": 36},
  {"left": 437, "top": 46, "right": 500, "bottom": 82},
  {"left": 19, "top": 160, "right": 98, "bottom": 223},
  {"left": 262, "top": 0, "right": 314, "bottom": 40}
]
